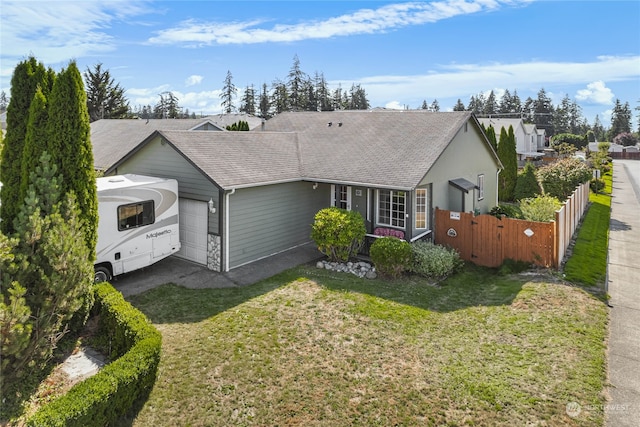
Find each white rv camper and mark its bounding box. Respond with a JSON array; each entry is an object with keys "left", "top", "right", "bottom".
[{"left": 95, "top": 174, "right": 181, "bottom": 282}]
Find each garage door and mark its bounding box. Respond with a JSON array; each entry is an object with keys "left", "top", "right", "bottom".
[{"left": 176, "top": 198, "right": 208, "bottom": 265}]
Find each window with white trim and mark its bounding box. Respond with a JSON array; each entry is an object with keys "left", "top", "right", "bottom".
[
  {"left": 477, "top": 174, "right": 485, "bottom": 201},
  {"left": 415, "top": 188, "right": 427, "bottom": 229},
  {"left": 378, "top": 190, "right": 405, "bottom": 228}
]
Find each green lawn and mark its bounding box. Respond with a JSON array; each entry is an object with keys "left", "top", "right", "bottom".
[
  {"left": 125, "top": 265, "right": 607, "bottom": 426},
  {"left": 563, "top": 168, "right": 613, "bottom": 288}
]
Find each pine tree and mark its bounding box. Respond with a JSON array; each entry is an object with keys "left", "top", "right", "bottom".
[
  {"left": 220, "top": 70, "right": 237, "bottom": 114},
  {"left": 514, "top": 162, "right": 541, "bottom": 200},
  {"left": 453, "top": 99, "right": 466, "bottom": 111},
  {"left": 497, "top": 126, "right": 518, "bottom": 201},
  {"left": 5, "top": 153, "right": 93, "bottom": 381},
  {"left": 45, "top": 61, "right": 98, "bottom": 260},
  {"left": 287, "top": 54, "right": 308, "bottom": 111},
  {"left": 258, "top": 83, "right": 271, "bottom": 118},
  {"left": 83, "top": 62, "right": 129, "bottom": 122},
  {"left": 19, "top": 88, "right": 49, "bottom": 207},
  {"left": 430, "top": 99, "right": 440, "bottom": 112},
  {"left": 0, "top": 57, "right": 52, "bottom": 234},
  {"left": 239, "top": 85, "right": 256, "bottom": 115},
  {"left": 609, "top": 99, "right": 632, "bottom": 139},
  {"left": 485, "top": 125, "right": 498, "bottom": 152}
]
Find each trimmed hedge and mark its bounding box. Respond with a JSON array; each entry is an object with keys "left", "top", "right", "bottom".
[{"left": 27, "top": 283, "right": 161, "bottom": 427}]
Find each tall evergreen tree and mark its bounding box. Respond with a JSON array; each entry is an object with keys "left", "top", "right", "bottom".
[
  {"left": 609, "top": 99, "right": 632, "bottom": 139},
  {"left": 533, "top": 88, "right": 554, "bottom": 136},
  {"left": 45, "top": 61, "right": 98, "bottom": 260},
  {"left": 83, "top": 62, "right": 129, "bottom": 122},
  {"left": 348, "top": 84, "right": 369, "bottom": 110},
  {"left": 484, "top": 90, "right": 498, "bottom": 116},
  {"left": 485, "top": 125, "right": 498, "bottom": 152},
  {"left": 316, "top": 72, "right": 332, "bottom": 112},
  {"left": 271, "top": 79, "right": 288, "bottom": 114},
  {"left": 497, "top": 125, "right": 518, "bottom": 202},
  {"left": 220, "top": 70, "right": 237, "bottom": 114},
  {"left": 421, "top": 100, "right": 428, "bottom": 110},
  {"left": 154, "top": 91, "right": 180, "bottom": 118},
  {"left": 287, "top": 54, "right": 308, "bottom": 111},
  {"left": 430, "top": 99, "right": 440, "bottom": 112},
  {"left": 514, "top": 161, "right": 541, "bottom": 200},
  {"left": 0, "top": 57, "right": 53, "bottom": 234},
  {"left": 19, "top": 88, "right": 49, "bottom": 206},
  {"left": 453, "top": 98, "right": 466, "bottom": 111},
  {"left": 239, "top": 85, "right": 256, "bottom": 115},
  {"left": 258, "top": 83, "right": 271, "bottom": 118}
]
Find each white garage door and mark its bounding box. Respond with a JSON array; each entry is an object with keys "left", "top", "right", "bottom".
[{"left": 176, "top": 198, "right": 208, "bottom": 265}]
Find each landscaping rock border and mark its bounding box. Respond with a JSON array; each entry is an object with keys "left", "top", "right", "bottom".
[{"left": 316, "top": 260, "right": 377, "bottom": 279}]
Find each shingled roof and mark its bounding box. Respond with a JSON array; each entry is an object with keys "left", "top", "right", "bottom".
[
  {"left": 155, "top": 130, "right": 301, "bottom": 189},
  {"left": 106, "top": 110, "right": 492, "bottom": 191},
  {"left": 263, "top": 110, "right": 476, "bottom": 189},
  {"left": 91, "top": 118, "right": 220, "bottom": 170}
]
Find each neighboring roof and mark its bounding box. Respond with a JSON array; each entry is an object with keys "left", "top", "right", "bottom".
[
  {"left": 477, "top": 117, "right": 525, "bottom": 133},
  {"left": 263, "top": 110, "right": 489, "bottom": 189},
  {"left": 523, "top": 123, "right": 537, "bottom": 134},
  {"left": 91, "top": 118, "right": 221, "bottom": 170}
]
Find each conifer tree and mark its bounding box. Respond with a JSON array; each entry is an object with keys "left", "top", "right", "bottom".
[
  {"left": 485, "top": 124, "right": 498, "bottom": 152},
  {"left": 514, "top": 161, "right": 541, "bottom": 200},
  {"left": 45, "top": 61, "right": 98, "bottom": 260},
  {"left": 19, "top": 88, "right": 49, "bottom": 207},
  {"left": 0, "top": 57, "right": 52, "bottom": 234},
  {"left": 497, "top": 126, "right": 518, "bottom": 201}
]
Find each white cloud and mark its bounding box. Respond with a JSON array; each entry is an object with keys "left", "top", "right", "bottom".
[
  {"left": 148, "top": 0, "right": 529, "bottom": 46},
  {"left": 127, "top": 86, "right": 223, "bottom": 114},
  {"left": 338, "top": 55, "right": 639, "bottom": 108},
  {"left": 384, "top": 101, "right": 406, "bottom": 110},
  {"left": 185, "top": 75, "right": 204, "bottom": 87},
  {"left": 575, "top": 81, "right": 614, "bottom": 105}
]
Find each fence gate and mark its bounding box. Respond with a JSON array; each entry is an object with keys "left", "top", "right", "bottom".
[{"left": 434, "top": 208, "right": 555, "bottom": 268}]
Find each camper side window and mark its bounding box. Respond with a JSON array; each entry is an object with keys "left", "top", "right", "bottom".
[{"left": 118, "top": 200, "right": 155, "bottom": 231}]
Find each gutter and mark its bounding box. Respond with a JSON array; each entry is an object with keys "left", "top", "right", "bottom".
[{"left": 224, "top": 188, "right": 236, "bottom": 272}]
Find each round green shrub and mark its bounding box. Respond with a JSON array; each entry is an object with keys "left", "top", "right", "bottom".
[
  {"left": 369, "top": 237, "right": 412, "bottom": 279},
  {"left": 489, "top": 204, "right": 522, "bottom": 219},
  {"left": 311, "top": 207, "right": 366, "bottom": 262},
  {"left": 410, "top": 241, "right": 463, "bottom": 279}
]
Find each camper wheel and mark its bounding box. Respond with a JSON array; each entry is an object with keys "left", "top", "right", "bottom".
[{"left": 94, "top": 265, "right": 112, "bottom": 283}]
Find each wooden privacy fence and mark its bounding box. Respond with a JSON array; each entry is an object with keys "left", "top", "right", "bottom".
[{"left": 434, "top": 182, "right": 590, "bottom": 269}]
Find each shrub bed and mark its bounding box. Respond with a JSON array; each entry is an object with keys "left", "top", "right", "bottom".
[{"left": 27, "top": 283, "right": 161, "bottom": 427}]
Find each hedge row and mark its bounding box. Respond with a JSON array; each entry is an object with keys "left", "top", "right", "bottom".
[{"left": 27, "top": 283, "right": 161, "bottom": 427}]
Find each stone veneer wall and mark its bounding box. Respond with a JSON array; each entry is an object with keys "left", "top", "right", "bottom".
[{"left": 207, "top": 234, "right": 221, "bottom": 272}]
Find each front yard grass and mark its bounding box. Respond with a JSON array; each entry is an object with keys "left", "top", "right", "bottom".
[{"left": 126, "top": 265, "right": 607, "bottom": 426}]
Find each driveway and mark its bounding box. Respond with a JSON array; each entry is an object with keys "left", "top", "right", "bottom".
[
  {"left": 110, "top": 242, "right": 324, "bottom": 297},
  {"left": 606, "top": 159, "right": 640, "bottom": 426}
]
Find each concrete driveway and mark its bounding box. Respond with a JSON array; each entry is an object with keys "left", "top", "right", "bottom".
[
  {"left": 110, "top": 242, "right": 323, "bottom": 297},
  {"left": 606, "top": 159, "right": 640, "bottom": 426}
]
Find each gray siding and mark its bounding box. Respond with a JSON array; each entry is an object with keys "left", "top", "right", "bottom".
[
  {"left": 116, "top": 135, "right": 221, "bottom": 234},
  {"left": 228, "top": 181, "right": 326, "bottom": 269}
]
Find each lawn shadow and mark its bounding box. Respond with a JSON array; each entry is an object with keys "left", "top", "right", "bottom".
[
  {"left": 296, "top": 262, "right": 527, "bottom": 313},
  {"left": 125, "top": 274, "right": 288, "bottom": 324}
]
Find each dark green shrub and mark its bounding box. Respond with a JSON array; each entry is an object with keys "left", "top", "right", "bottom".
[
  {"left": 489, "top": 204, "right": 522, "bottom": 219},
  {"left": 369, "top": 237, "right": 412, "bottom": 279},
  {"left": 27, "top": 283, "right": 161, "bottom": 427},
  {"left": 590, "top": 178, "right": 605, "bottom": 193},
  {"left": 410, "top": 241, "right": 463, "bottom": 279},
  {"left": 311, "top": 207, "right": 366, "bottom": 262},
  {"left": 514, "top": 162, "right": 541, "bottom": 200},
  {"left": 551, "top": 133, "right": 587, "bottom": 150}
]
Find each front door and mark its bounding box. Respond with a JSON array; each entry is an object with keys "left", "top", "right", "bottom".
[{"left": 331, "top": 184, "right": 351, "bottom": 210}]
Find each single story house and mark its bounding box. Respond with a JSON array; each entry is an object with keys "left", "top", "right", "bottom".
[
  {"left": 96, "top": 110, "right": 502, "bottom": 272},
  {"left": 478, "top": 117, "right": 543, "bottom": 164}
]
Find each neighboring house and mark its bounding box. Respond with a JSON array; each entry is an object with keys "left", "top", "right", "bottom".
[
  {"left": 587, "top": 142, "right": 624, "bottom": 153},
  {"left": 99, "top": 110, "right": 501, "bottom": 272},
  {"left": 478, "top": 117, "right": 543, "bottom": 164},
  {"left": 536, "top": 127, "right": 547, "bottom": 150}
]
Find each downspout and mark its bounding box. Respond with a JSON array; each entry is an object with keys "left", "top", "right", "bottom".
[{"left": 224, "top": 188, "right": 236, "bottom": 272}]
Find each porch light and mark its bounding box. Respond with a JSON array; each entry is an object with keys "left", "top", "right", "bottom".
[
  {"left": 208, "top": 198, "right": 216, "bottom": 214},
  {"left": 312, "top": 182, "right": 318, "bottom": 190}
]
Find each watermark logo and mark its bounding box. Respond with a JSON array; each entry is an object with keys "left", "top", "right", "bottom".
[{"left": 566, "top": 401, "right": 581, "bottom": 418}]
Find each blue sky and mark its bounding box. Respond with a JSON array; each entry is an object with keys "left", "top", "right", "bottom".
[{"left": 1, "top": 0, "right": 639, "bottom": 126}]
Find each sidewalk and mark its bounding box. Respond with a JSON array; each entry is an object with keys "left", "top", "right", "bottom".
[{"left": 606, "top": 160, "right": 640, "bottom": 426}]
